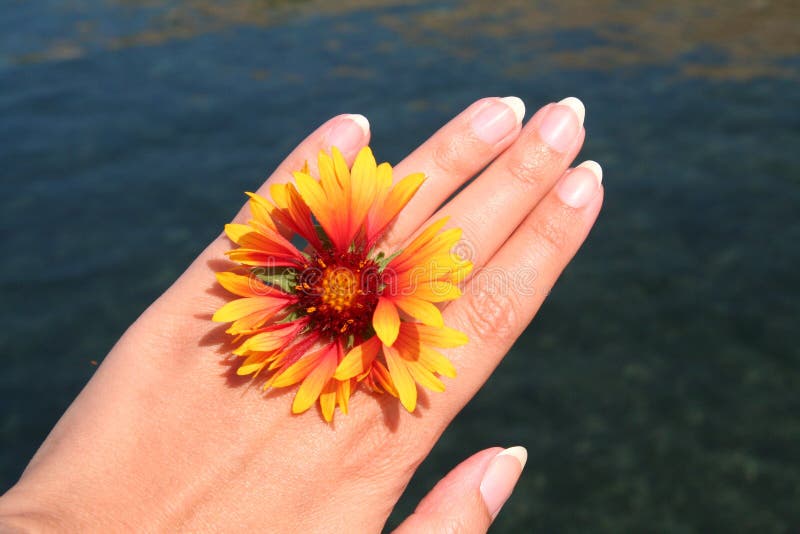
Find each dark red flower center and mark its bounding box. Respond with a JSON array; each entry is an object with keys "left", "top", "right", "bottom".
[{"left": 296, "top": 251, "right": 380, "bottom": 339}]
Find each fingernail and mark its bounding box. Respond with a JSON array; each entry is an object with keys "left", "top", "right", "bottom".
[
  {"left": 480, "top": 446, "right": 528, "bottom": 520},
  {"left": 472, "top": 97, "right": 524, "bottom": 145},
  {"left": 556, "top": 160, "right": 602, "bottom": 208},
  {"left": 328, "top": 114, "right": 370, "bottom": 153},
  {"left": 538, "top": 96, "right": 584, "bottom": 152}
]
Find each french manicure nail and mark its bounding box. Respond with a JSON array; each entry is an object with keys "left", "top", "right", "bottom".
[
  {"left": 472, "top": 97, "right": 525, "bottom": 145},
  {"left": 538, "top": 96, "right": 584, "bottom": 152},
  {"left": 556, "top": 160, "right": 602, "bottom": 208},
  {"left": 328, "top": 114, "right": 370, "bottom": 153},
  {"left": 480, "top": 446, "right": 528, "bottom": 520}
]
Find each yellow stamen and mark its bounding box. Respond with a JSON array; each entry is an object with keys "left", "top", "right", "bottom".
[{"left": 319, "top": 267, "right": 359, "bottom": 311}]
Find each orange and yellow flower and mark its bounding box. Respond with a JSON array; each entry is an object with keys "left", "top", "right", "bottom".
[{"left": 213, "top": 146, "right": 471, "bottom": 421}]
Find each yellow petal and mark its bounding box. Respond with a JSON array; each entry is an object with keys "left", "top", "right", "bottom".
[
  {"left": 224, "top": 223, "right": 254, "bottom": 244},
  {"left": 372, "top": 359, "right": 398, "bottom": 397},
  {"left": 406, "top": 360, "right": 445, "bottom": 392},
  {"left": 384, "top": 345, "right": 417, "bottom": 412},
  {"left": 331, "top": 146, "right": 351, "bottom": 189},
  {"left": 237, "top": 353, "right": 269, "bottom": 376},
  {"left": 417, "top": 346, "right": 457, "bottom": 378},
  {"left": 410, "top": 280, "right": 462, "bottom": 302},
  {"left": 294, "top": 170, "right": 344, "bottom": 248},
  {"left": 450, "top": 260, "right": 473, "bottom": 284},
  {"left": 334, "top": 336, "right": 381, "bottom": 380},
  {"left": 376, "top": 161, "right": 393, "bottom": 191},
  {"left": 348, "top": 147, "right": 378, "bottom": 240},
  {"left": 224, "top": 249, "right": 299, "bottom": 267},
  {"left": 216, "top": 271, "right": 279, "bottom": 298},
  {"left": 365, "top": 162, "right": 393, "bottom": 239},
  {"left": 212, "top": 296, "right": 286, "bottom": 323},
  {"left": 394, "top": 297, "right": 444, "bottom": 328},
  {"left": 271, "top": 345, "right": 328, "bottom": 388},
  {"left": 388, "top": 217, "right": 449, "bottom": 272},
  {"left": 373, "top": 297, "right": 400, "bottom": 346},
  {"left": 317, "top": 151, "right": 336, "bottom": 190},
  {"left": 233, "top": 323, "right": 298, "bottom": 354},
  {"left": 371, "top": 172, "right": 425, "bottom": 237},
  {"left": 407, "top": 323, "right": 468, "bottom": 348},
  {"left": 292, "top": 348, "right": 337, "bottom": 414},
  {"left": 398, "top": 228, "right": 463, "bottom": 270},
  {"left": 394, "top": 331, "right": 457, "bottom": 379},
  {"left": 319, "top": 379, "right": 337, "bottom": 422},
  {"left": 226, "top": 307, "right": 281, "bottom": 335},
  {"left": 245, "top": 192, "right": 279, "bottom": 231},
  {"left": 336, "top": 379, "right": 351, "bottom": 414}
]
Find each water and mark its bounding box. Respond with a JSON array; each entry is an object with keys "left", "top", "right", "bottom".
[{"left": 1, "top": 1, "right": 798, "bottom": 531}]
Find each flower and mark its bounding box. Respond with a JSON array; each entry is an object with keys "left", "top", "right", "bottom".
[{"left": 213, "top": 146, "right": 471, "bottom": 421}]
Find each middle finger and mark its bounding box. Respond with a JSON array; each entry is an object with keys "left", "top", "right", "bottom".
[{"left": 420, "top": 97, "right": 586, "bottom": 271}]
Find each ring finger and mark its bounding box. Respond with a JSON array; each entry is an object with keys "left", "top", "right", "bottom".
[{"left": 422, "top": 97, "right": 586, "bottom": 271}]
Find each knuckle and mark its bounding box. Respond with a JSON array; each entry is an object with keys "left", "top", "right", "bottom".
[
  {"left": 429, "top": 133, "right": 474, "bottom": 177},
  {"left": 457, "top": 272, "right": 519, "bottom": 340},
  {"left": 336, "top": 403, "right": 428, "bottom": 483},
  {"left": 505, "top": 141, "right": 560, "bottom": 190},
  {"left": 526, "top": 208, "right": 573, "bottom": 257}
]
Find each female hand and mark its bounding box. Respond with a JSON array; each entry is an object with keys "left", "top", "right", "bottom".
[{"left": 0, "top": 96, "right": 602, "bottom": 532}]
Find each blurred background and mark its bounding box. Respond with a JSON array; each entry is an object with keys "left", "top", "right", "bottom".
[{"left": 1, "top": 0, "right": 798, "bottom": 531}]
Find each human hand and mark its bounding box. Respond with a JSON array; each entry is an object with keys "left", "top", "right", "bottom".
[{"left": 0, "top": 96, "right": 602, "bottom": 532}]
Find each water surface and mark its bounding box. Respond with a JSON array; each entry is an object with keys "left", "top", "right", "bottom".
[{"left": 1, "top": 1, "right": 798, "bottom": 532}]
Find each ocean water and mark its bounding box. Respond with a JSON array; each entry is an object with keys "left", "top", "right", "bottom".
[{"left": 1, "top": 1, "right": 798, "bottom": 532}]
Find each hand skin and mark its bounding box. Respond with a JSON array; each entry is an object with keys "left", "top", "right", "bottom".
[{"left": 0, "top": 96, "right": 602, "bottom": 533}]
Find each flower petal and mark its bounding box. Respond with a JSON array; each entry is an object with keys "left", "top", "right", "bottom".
[
  {"left": 393, "top": 297, "right": 444, "bottom": 328},
  {"left": 266, "top": 185, "right": 320, "bottom": 247},
  {"left": 237, "top": 352, "right": 270, "bottom": 376},
  {"left": 224, "top": 223, "right": 255, "bottom": 244},
  {"left": 408, "top": 280, "right": 462, "bottom": 303},
  {"left": 292, "top": 345, "right": 338, "bottom": 414},
  {"left": 373, "top": 297, "right": 400, "bottom": 346},
  {"left": 347, "top": 147, "right": 378, "bottom": 243},
  {"left": 336, "top": 379, "right": 352, "bottom": 414},
  {"left": 404, "top": 322, "right": 469, "bottom": 348},
  {"left": 394, "top": 327, "right": 457, "bottom": 378},
  {"left": 368, "top": 172, "right": 425, "bottom": 241},
  {"left": 418, "top": 346, "right": 457, "bottom": 378},
  {"left": 225, "top": 249, "right": 302, "bottom": 267},
  {"left": 212, "top": 296, "right": 288, "bottom": 323},
  {"left": 226, "top": 307, "right": 283, "bottom": 335},
  {"left": 386, "top": 217, "right": 449, "bottom": 273},
  {"left": 384, "top": 345, "right": 417, "bottom": 412},
  {"left": 216, "top": 272, "right": 288, "bottom": 298},
  {"left": 371, "top": 359, "right": 398, "bottom": 396},
  {"left": 294, "top": 170, "right": 346, "bottom": 250},
  {"left": 405, "top": 360, "right": 445, "bottom": 392},
  {"left": 244, "top": 192, "right": 280, "bottom": 232},
  {"left": 233, "top": 322, "right": 303, "bottom": 355},
  {"left": 271, "top": 343, "right": 330, "bottom": 388},
  {"left": 226, "top": 225, "right": 305, "bottom": 262},
  {"left": 334, "top": 336, "right": 381, "bottom": 380},
  {"left": 319, "top": 379, "right": 337, "bottom": 422}
]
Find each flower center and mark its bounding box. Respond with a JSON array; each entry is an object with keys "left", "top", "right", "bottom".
[
  {"left": 297, "top": 252, "right": 380, "bottom": 339},
  {"left": 319, "top": 267, "right": 359, "bottom": 311}
]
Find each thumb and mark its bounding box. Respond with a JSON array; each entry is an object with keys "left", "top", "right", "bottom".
[{"left": 393, "top": 446, "right": 528, "bottom": 534}]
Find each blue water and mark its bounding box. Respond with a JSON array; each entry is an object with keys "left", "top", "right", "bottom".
[{"left": 1, "top": 1, "right": 799, "bottom": 532}]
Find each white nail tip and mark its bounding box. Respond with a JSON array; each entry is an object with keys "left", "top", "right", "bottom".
[
  {"left": 578, "top": 160, "right": 603, "bottom": 183},
  {"left": 345, "top": 114, "right": 370, "bottom": 135},
  {"left": 497, "top": 446, "right": 528, "bottom": 470},
  {"left": 500, "top": 96, "right": 526, "bottom": 123},
  {"left": 558, "top": 96, "right": 585, "bottom": 125}
]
